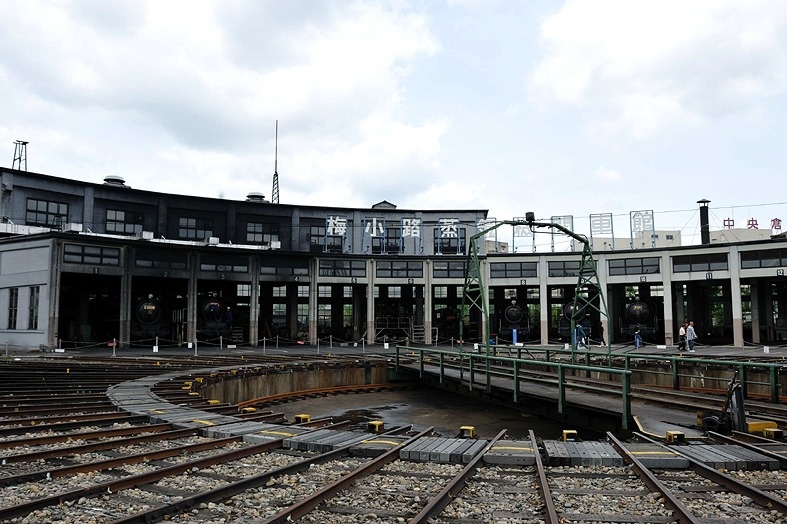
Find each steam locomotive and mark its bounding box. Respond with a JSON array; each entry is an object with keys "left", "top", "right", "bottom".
[
  {"left": 199, "top": 298, "right": 234, "bottom": 339},
  {"left": 494, "top": 301, "right": 530, "bottom": 343},
  {"left": 619, "top": 295, "right": 657, "bottom": 339},
  {"left": 131, "top": 294, "right": 169, "bottom": 339},
  {"left": 558, "top": 302, "right": 592, "bottom": 340},
  {"left": 131, "top": 295, "right": 234, "bottom": 341}
]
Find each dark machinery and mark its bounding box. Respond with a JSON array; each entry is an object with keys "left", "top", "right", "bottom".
[
  {"left": 496, "top": 300, "right": 530, "bottom": 343},
  {"left": 131, "top": 294, "right": 168, "bottom": 339},
  {"left": 199, "top": 298, "right": 233, "bottom": 339},
  {"left": 620, "top": 294, "right": 657, "bottom": 339},
  {"left": 558, "top": 302, "right": 592, "bottom": 340},
  {"left": 698, "top": 372, "right": 746, "bottom": 434}
]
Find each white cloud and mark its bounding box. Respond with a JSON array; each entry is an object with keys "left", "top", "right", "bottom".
[
  {"left": 593, "top": 166, "right": 622, "bottom": 183},
  {"left": 531, "top": 0, "right": 787, "bottom": 138}
]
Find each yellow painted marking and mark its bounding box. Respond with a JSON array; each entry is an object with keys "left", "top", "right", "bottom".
[
  {"left": 148, "top": 409, "right": 167, "bottom": 414},
  {"left": 192, "top": 419, "right": 215, "bottom": 426},
  {"left": 490, "top": 446, "right": 533, "bottom": 452},
  {"left": 630, "top": 451, "right": 678, "bottom": 455},
  {"left": 259, "top": 430, "right": 297, "bottom": 437},
  {"left": 360, "top": 440, "right": 401, "bottom": 445}
]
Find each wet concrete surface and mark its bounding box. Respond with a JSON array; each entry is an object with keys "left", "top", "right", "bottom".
[{"left": 270, "top": 387, "right": 582, "bottom": 441}]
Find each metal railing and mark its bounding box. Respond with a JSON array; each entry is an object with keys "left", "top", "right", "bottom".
[
  {"left": 395, "top": 345, "right": 633, "bottom": 430},
  {"left": 473, "top": 344, "right": 786, "bottom": 404}
]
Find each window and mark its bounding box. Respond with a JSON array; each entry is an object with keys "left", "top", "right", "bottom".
[
  {"left": 63, "top": 244, "right": 120, "bottom": 265},
  {"left": 433, "top": 227, "right": 466, "bottom": 254},
  {"left": 318, "top": 259, "right": 366, "bottom": 277},
  {"left": 741, "top": 249, "right": 787, "bottom": 269},
  {"left": 261, "top": 259, "right": 309, "bottom": 277},
  {"left": 106, "top": 209, "right": 143, "bottom": 235},
  {"left": 7, "top": 288, "right": 18, "bottom": 330},
  {"left": 371, "top": 226, "right": 402, "bottom": 254},
  {"left": 376, "top": 261, "right": 423, "bottom": 278},
  {"left": 297, "top": 303, "right": 309, "bottom": 328},
  {"left": 318, "top": 286, "right": 331, "bottom": 298},
  {"left": 297, "top": 285, "right": 309, "bottom": 298},
  {"left": 26, "top": 199, "right": 68, "bottom": 227},
  {"left": 433, "top": 286, "right": 448, "bottom": 298},
  {"left": 608, "top": 257, "right": 661, "bottom": 276},
  {"left": 310, "top": 224, "right": 346, "bottom": 254},
  {"left": 673, "top": 253, "right": 728, "bottom": 273},
  {"left": 236, "top": 284, "right": 251, "bottom": 297},
  {"left": 28, "top": 286, "right": 39, "bottom": 330},
  {"left": 388, "top": 286, "right": 402, "bottom": 298},
  {"left": 178, "top": 217, "right": 213, "bottom": 240},
  {"left": 317, "top": 304, "right": 331, "bottom": 329},
  {"left": 135, "top": 249, "right": 188, "bottom": 270},
  {"left": 272, "top": 303, "right": 287, "bottom": 327},
  {"left": 433, "top": 261, "right": 465, "bottom": 278},
  {"left": 490, "top": 262, "right": 538, "bottom": 279},
  {"left": 246, "top": 222, "right": 279, "bottom": 245},
  {"left": 200, "top": 255, "right": 248, "bottom": 273},
  {"left": 548, "top": 260, "right": 581, "bottom": 277},
  {"left": 272, "top": 286, "right": 287, "bottom": 298}
]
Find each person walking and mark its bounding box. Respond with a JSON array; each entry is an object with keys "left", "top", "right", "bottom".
[
  {"left": 634, "top": 324, "right": 643, "bottom": 349},
  {"left": 678, "top": 321, "right": 687, "bottom": 351},
  {"left": 575, "top": 324, "right": 586, "bottom": 348},
  {"left": 687, "top": 321, "right": 697, "bottom": 352},
  {"left": 598, "top": 323, "right": 606, "bottom": 347}
]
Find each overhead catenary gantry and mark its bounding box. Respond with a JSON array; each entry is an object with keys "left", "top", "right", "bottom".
[{"left": 460, "top": 212, "right": 611, "bottom": 356}]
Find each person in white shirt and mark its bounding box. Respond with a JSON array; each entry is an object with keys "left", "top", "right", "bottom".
[{"left": 686, "top": 321, "right": 697, "bottom": 352}]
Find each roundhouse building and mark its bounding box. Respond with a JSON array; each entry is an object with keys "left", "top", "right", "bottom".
[{"left": 0, "top": 167, "right": 785, "bottom": 351}]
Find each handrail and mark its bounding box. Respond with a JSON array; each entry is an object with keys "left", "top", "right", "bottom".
[
  {"left": 490, "top": 344, "right": 785, "bottom": 403},
  {"left": 395, "top": 345, "right": 632, "bottom": 430}
]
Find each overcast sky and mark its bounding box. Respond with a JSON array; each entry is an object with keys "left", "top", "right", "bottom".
[{"left": 2, "top": 0, "right": 787, "bottom": 248}]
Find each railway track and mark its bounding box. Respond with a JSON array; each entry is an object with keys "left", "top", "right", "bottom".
[{"left": 0, "top": 356, "right": 786, "bottom": 522}]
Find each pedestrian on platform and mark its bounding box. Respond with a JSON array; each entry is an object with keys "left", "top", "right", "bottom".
[
  {"left": 598, "top": 323, "right": 606, "bottom": 347},
  {"left": 575, "top": 324, "right": 586, "bottom": 348},
  {"left": 687, "top": 320, "right": 697, "bottom": 352},
  {"left": 678, "top": 321, "right": 687, "bottom": 351},
  {"left": 634, "top": 324, "right": 643, "bottom": 349}
]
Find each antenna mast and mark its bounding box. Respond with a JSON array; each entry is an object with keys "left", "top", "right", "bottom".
[
  {"left": 271, "top": 121, "right": 280, "bottom": 204},
  {"left": 12, "top": 140, "right": 28, "bottom": 171}
]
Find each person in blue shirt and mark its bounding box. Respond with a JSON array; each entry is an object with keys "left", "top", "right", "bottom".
[
  {"left": 634, "top": 324, "right": 643, "bottom": 348},
  {"left": 575, "top": 324, "right": 586, "bottom": 348}
]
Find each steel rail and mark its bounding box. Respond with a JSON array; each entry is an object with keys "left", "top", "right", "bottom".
[
  {"left": 0, "top": 425, "right": 191, "bottom": 464},
  {"left": 235, "top": 382, "right": 418, "bottom": 409},
  {"left": 606, "top": 432, "right": 701, "bottom": 524},
  {"left": 0, "top": 414, "right": 150, "bottom": 439},
  {"left": 634, "top": 431, "right": 787, "bottom": 515},
  {"left": 0, "top": 410, "right": 138, "bottom": 427},
  {"left": 0, "top": 421, "right": 350, "bottom": 521},
  {"left": 109, "top": 424, "right": 414, "bottom": 524},
  {"left": 530, "top": 429, "right": 560, "bottom": 524},
  {"left": 0, "top": 417, "right": 172, "bottom": 449},
  {"left": 259, "top": 427, "right": 435, "bottom": 524},
  {"left": 409, "top": 429, "right": 507, "bottom": 523},
  {"left": 0, "top": 402, "right": 116, "bottom": 416},
  {"left": 0, "top": 435, "right": 243, "bottom": 487}
]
